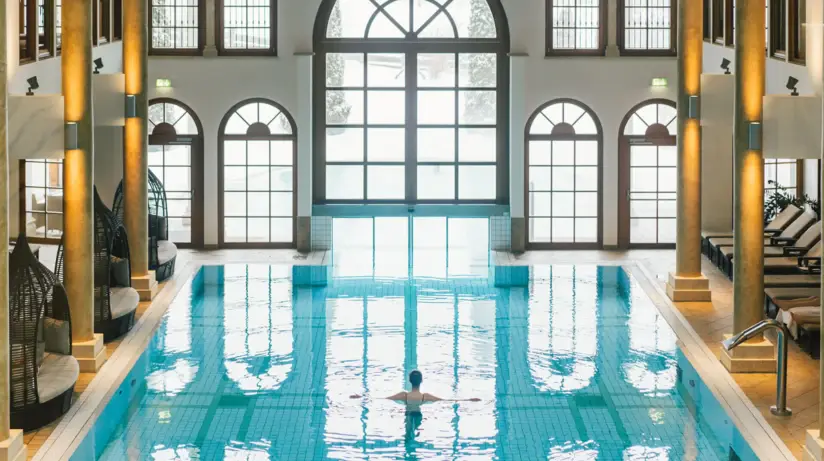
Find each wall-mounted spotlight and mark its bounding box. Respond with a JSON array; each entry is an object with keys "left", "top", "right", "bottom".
[
  {"left": 26, "top": 76, "right": 39, "bottom": 96},
  {"left": 720, "top": 58, "right": 731, "bottom": 75},
  {"left": 125, "top": 94, "right": 137, "bottom": 118},
  {"left": 93, "top": 58, "right": 104, "bottom": 74},
  {"left": 787, "top": 76, "right": 799, "bottom": 96}
]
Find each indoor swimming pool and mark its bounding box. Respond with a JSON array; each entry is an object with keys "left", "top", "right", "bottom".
[{"left": 69, "top": 264, "right": 758, "bottom": 460}]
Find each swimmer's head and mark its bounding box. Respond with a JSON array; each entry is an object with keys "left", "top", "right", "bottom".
[{"left": 409, "top": 370, "right": 423, "bottom": 388}]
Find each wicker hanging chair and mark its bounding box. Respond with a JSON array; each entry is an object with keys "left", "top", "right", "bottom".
[
  {"left": 9, "top": 233, "right": 79, "bottom": 431},
  {"left": 56, "top": 188, "right": 140, "bottom": 341},
  {"left": 112, "top": 169, "right": 177, "bottom": 281}
]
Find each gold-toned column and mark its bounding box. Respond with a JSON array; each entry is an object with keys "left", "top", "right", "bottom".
[
  {"left": 0, "top": 2, "right": 27, "bottom": 458},
  {"left": 666, "top": 0, "right": 711, "bottom": 302},
  {"left": 63, "top": 0, "right": 106, "bottom": 372},
  {"left": 721, "top": 0, "right": 773, "bottom": 373},
  {"left": 124, "top": 0, "right": 156, "bottom": 300}
]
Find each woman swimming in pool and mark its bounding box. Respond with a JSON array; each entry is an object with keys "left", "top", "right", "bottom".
[{"left": 350, "top": 370, "right": 481, "bottom": 403}]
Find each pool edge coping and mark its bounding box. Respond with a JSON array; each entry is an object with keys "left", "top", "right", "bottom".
[
  {"left": 33, "top": 261, "right": 203, "bottom": 461},
  {"left": 628, "top": 262, "right": 795, "bottom": 461}
]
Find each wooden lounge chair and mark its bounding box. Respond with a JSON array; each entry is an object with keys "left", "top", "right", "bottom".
[
  {"left": 702, "top": 204, "right": 803, "bottom": 256},
  {"left": 712, "top": 212, "right": 817, "bottom": 271},
  {"left": 764, "top": 286, "right": 820, "bottom": 318},
  {"left": 776, "top": 305, "right": 821, "bottom": 358},
  {"left": 764, "top": 273, "right": 821, "bottom": 288}
]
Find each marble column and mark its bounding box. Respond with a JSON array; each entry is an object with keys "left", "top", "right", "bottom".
[
  {"left": 63, "top": 0, "right": 106, "bottom": 372},
  {"left": 509, "top": 53, "right": 527, "bottom": 253},
  {"left": 0, "top": 2, "right": 27, "bottom": 458},
  {"left": 720, "top": 0, "right": 774, "bottom": 373},
  {"left": 666, "top": 0, "right": 711, "bottom": 302},
  {"left": 124, "top": 0, "right": 157, "bottom": 300},
  {"left": 295, "top": 53, "right": 313, "bottom": 252}
]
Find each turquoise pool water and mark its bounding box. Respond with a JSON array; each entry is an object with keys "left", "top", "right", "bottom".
[{"left": 73, "top": 265, "right": 757, "bottom": 460}]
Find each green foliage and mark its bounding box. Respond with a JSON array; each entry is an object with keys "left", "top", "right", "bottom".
[
  {"left": 325, "top": 2, "right": 352, "bottom": 125},
  {"left": 764, "top": 180, "right": 820, "bottom": 221},
  {"left": 463, "top": 0, "right": 496, "bottom": 123}
]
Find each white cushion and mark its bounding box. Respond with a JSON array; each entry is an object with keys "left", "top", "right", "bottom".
[
  {"left": 158, "top": 240, "right": 177, "bottom": 266},
  {"left": 110, "top": 287, "right": 139, "bottom": 320},
  {"left": 37, "top": 353, "right": 79, "bottom": 403}
]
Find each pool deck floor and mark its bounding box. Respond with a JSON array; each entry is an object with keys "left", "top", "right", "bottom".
[{"left": 25, "top": 247, "right": 819, "bottom": 460}]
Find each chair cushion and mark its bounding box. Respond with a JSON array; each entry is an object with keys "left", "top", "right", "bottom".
[
  {"left": 110, "top": 287, "right": 139, "bottom": 320},
  {"left": 110, "top": 256, "right": 130, "bottom": 287},
  {"left": 43, "top": 318, "right": 71, "bottom": 355},
  {"left": 158, "top": 240, "right": 177, "bottom": 266},
  {"left": 37, "top": 354, "right": 79, "bottom": 403},
  {"left": 766, "top": 287, "right": 821, "bottom": 301}
]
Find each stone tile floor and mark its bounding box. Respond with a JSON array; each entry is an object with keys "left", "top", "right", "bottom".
[{"left": 25, "top": 247, "right": 819, "bottom": 460}]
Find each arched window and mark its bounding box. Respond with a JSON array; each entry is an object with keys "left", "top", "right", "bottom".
[
  {"left": 313, "top": 0, "right": 510, "bottom": 204},
  {"left": 218, "top": 99, "right": 296, "bottom": 247},
  {"left": 147, "top": 99, "right": 204, "bottom": 246},
  {"left": 618, "top": 100, "right": 677, "bottom": 248},
  {"left": 617, "top": 0, "right": 676, "bottom": 55},
  {"left": 526, "top": 100, "right": 602, "bottom": 248}
]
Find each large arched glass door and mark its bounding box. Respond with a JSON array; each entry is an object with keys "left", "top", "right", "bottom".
[
  {"left": 313, "top": 0, "right": 510, "bottom": 204},
  {"left": 147, "top": 99, "right": 204, "bottom": 247},
  {"left": 618, "top": 100, "right": 677, "bottom": 248},
  {"left": 218, "top": 99, "right": 297, "bottom": 247},
  {"left": 526, "top": 100, "right": 603, "bottom": 248}
]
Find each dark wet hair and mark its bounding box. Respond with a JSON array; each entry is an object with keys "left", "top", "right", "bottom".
[{"left": 409, "top": 370, "right": 423, "bottom": 388}]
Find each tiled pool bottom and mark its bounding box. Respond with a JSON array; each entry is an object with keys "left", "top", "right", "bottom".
[{"left": 70, "top": 265, "right": 758, "bottom": 460}]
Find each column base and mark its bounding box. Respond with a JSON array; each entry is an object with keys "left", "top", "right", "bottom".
[
  {"left": 719, "top": 334, "right": 777, "bottom": 373},
  {"left": 804, "top": 430, "right": 824, "bottom": 461},
  {"left": 606, "top": 44, "right": 620, "bottom": 57},
  {"left": 203, "top": 45, "right": 218, "bottom": 57},
  {"left": 73, "top": 333, "right": 106, "bottom": 373},
  {"left": 666, "top": 273, "right": 712, "bottom": 302},
  {"left": 0, "top": 430, "right": 26, "bottom": 461},
  {"left": 510, "top": 217, "right": 525, "bottom": 253},
  {"left": 132, "top": 271, "right": 158, "bottom": 302}
]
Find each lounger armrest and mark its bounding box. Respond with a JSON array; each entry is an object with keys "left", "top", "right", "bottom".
[
  {"left": 770, "top": 236, "right": 797, "bottom": 246},
  {"left": 798, "top": 257, "right": 822, "bottom": 272},
  {"left": 784, "top": 246, "right": 807, "bottom": 256}
]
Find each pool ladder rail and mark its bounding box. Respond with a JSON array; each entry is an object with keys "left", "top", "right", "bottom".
[{"left": 722, "top": 319, "right": 792, "bottom": 417}]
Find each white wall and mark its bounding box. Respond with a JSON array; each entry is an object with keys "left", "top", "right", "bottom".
[
  {"left": 147, "top": 0, "right": 678, "bottom": 247},
  {"left": 702, "top": 44, "right": 812, "bottom": 96}
]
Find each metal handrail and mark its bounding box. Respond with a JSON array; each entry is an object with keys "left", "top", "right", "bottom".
[{"left": 722, "top": 319, "right": 792, "bottom": 417}]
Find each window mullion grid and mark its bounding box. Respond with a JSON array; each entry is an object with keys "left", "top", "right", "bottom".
[
  {"left": 453, "top": 52, "right": 459, "bottom": 201},
  {"left": 406, "top": 51, "right": 417, "bottom": 202},
  {"left": 363, "top": 53, "right": 369, "bottom": 201},
  {"left": 572, "top": 139, "right": 577, "bottom": 243}
]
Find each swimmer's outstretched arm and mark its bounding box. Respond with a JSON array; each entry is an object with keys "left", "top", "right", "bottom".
[{"left": 349, "top": 392, "right": 408, "bottom": 400}]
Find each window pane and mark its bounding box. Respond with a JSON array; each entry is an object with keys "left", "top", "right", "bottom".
[
  {"left": 418, "top": 165, "right": 455, "bottom": 199},
  {"left": 458, "top": 166, "right": 496, "bottom": 200},
  {"left": 326, "top": 53, "right": 364, "bottom": 87},
  {"left": 224, "top": 218, "right": 247, "bottom": 242},
  {"left": 418, "top": 54, "right": 456, "bottom": 88},
  {"left": 459, "top": 91, "right": 496, "bottom": 124},
  {"left": 270, "top": 192, "right": 293, "bottom": 216},
  {"left": 458, "top": 128, "right": 496, "bottom": 162},
  {"left": 327, "top": 165, "right": 364, "bottom": 200},
  {"left": 271, "top": 218, "right": 293, "bottom": 243},
  {"left": 367, "top": 128, "right": 405, "bottom": 162},
  {"left": 367, "top": 166, "right": 405, "bottom": 200},
  {"left": 326, "top": 128, "right": 364, "bottom": 161},
  {"left": 326, "top": 90, "right": 364, "bottom": 125},
  {"left": 366, "top": 54, "right": 405, "bottom": 87},
  {"left": 418, "top": 91, "right": 455, "bottom": 124},
  {"left": 418, "top": 128, "right": 455, "bottom": 162},
  {"left": 458, "top": 54, "right": 496, "bottom": 87},
  {"left": 367, "top": 91, "right": 405, "bottom": 124}
]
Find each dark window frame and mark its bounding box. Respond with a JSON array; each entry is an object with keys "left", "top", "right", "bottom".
[
  {"left": 216, "top": 0, "right": 278, "bottom": 56},
  {"left": 525, "top": 99, "right": 604, "bottom": 250},
  {"left": 725, "top": 0, "right": 734, "bottom": 46},
  {"left": 311, "top": 0, "right": 511, "bottom": 206},
  {"left": 113, "top": 0, "right": 122, "bottom": 41},
  {"left": 711, "top": 0, "right": 725, "bottom": 43},
  {"left": 19, "top": 159, "right": 64, "bottom": 245},
  {"left": 789, "top": 0, "right": 804, "bottom": 63},
  {"left": 148, "top": 0, "right": 206, "bottom": 56},
  {"left": 617, "top": 0, "right": 677, "bottom": 56},
  {"left": 769, "top": 0, "right": 786, "bottom": 58},
  {"left": 545, "top": 0, "right": 607, "bottom": 56},
  {"left": 20, "top": 0, "right": 55, "bottom": 63},
  {"left": 217, "top": 98, "right": 297, "bottom": 249},
  {"left": 93, "top": 0, "right": 112, "bottom": 46},
  {"left": 703, "top": 0, "right": 711, "bottom": 42}
]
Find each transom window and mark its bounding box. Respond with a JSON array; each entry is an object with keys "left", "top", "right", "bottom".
[
  {"left": 217, "top": 0, "right": 276, "bottom": 55},
  {"left": 20, "top": 159, "right": 63, "bottom": 243},
  {"left": 546, "top": 0, "right": 605, "bottom": 55},
  {"left": 618, "top": 0, "right": 675, "bottom": 55},
  {"left": 314, "top": 0, "right": 510, "bottom": 204},
  {"left": 219, "top": 99, "right": 296, "bottom": 247},
  {"left": 150, "top": 0, "right": 203, "bottom": 54},
  {"left": 526, "top": 100, "right": 602, "bottom": 248}
]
